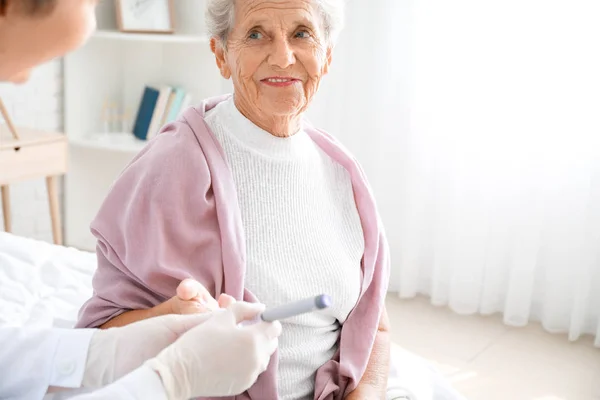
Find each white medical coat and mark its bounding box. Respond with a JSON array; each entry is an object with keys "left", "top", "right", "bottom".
[{"left": 0, "top": 326, "right": 167, "bottom": 400}]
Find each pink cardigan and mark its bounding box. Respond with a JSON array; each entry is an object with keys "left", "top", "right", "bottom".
[{"left": 76, "top": 95, "right": 390, "bottom": 400}]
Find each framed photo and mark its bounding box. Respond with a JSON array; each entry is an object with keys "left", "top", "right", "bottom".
[{"left": 115, "top": 0, "right": 175, "bottom": 34}]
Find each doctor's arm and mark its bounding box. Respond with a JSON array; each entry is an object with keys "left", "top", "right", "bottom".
[
  {"left": 73, "top": 302, "right": 281, "bottom": 400},
  {"left": 0, "top": 326, "right": 95, "bottom": 399},
  {"left": 66, "top": 365, "right": 168, "bottom": 400},
  {"left": 0, "top": 302, "right": 280, "bottom": 400},
  {"left": 0, "top": 317, "right": 195, "bottom": 399},
  {"left": 0, "top": 323, "right": 178, "bottom": 399}
]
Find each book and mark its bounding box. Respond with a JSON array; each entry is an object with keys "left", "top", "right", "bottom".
[
  {"left": 146, "top": 85, "right": 173, "bottom": 140},
  {"left": 165, "top": 87, "right": 187, "bottom": 123},
  {"left": 160, "top": 90, "right": 178, "bottom": 126},
  {"left": 179, "top": 93, "right": 192, "bottom": 113},
  {"left": 132, "top": 86, "right": 160, "bottom": 141}
]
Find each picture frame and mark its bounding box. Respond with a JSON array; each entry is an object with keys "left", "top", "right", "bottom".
[{"left": 115, "top": 0, "right": 175, "bottom": 34}]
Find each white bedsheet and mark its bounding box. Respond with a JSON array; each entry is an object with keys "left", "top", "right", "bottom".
[
  {"left": 0, "top": 232, "right": 466, "bottom": 400},
  {"left": 0, "top": 232, "right": 96, "bottom": 329}
]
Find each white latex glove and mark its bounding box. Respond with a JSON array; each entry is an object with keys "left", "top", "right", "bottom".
[
  {"left": 145, "top": 302, "right": 282, "bottom": 400},
  {"left": 82, "top": 313, "right": 211, "bottom": 388}
]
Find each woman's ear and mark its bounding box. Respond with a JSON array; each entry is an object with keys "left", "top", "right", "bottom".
[
  {"left": 210, "top": 37, "right": 231, "bottom": 79},
  {"left": 323, "top": 47, "right": 333, "bottom": 75}
]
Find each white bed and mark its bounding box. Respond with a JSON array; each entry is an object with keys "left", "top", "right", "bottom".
[
  {"left": 0, "top": 232, "right": 467, "bottom": 400},
  {"left": 0, "top": 232, "right": 96, "bottom": 329}
]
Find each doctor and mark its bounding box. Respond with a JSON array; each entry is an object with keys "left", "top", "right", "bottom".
[{"left": 0, "top": 0, "right": 282, "bottom": 399}]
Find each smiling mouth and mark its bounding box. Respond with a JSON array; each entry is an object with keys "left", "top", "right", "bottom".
[
  {"left": 261, "top": 77, "right": 300, "bottom": 87},
  {"left": 264, "top": 78, "right": 295, "bottom": 82}
]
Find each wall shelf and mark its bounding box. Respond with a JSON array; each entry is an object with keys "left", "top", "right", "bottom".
[
  {"left": 93, "top": 30, "right": 209, "bottom": 44},
  {"left": 68, "top": 132, "right": 147, "bottom": 153}
]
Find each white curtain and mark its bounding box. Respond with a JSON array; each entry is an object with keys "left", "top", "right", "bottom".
[{"left": 308, "top": 1, "right": 600, "bottom": 346}]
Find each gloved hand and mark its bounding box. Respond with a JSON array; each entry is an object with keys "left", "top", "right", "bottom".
[
  {"left": 82, "top": 312, "right": 212, "bottom": 388},
  {"left": 145, "top": 302, "right": 282, "bottom": 399}
]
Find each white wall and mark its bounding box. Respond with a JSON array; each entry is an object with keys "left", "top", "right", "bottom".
[{"left": 0, "top": 61, "right": 63, "bottom": 243}]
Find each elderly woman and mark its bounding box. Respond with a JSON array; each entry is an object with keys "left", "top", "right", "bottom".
[{"left": 76, "top": 0, "right": 392, "bottom": 399}]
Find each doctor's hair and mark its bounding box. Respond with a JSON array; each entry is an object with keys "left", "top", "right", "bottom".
[
  {"left": 0, "top": 0, "right": 57, "bottom": 15},
  {"left": 205, "top": 0, "right": 345, "bottom": 49}
]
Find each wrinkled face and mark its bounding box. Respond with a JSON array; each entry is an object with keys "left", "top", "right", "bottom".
[
  {"left": 212, "top": 0, "right": 332, "bottom": 118},
  {"left": 0, "top": 0, "right": 98, "bottom": 83}
]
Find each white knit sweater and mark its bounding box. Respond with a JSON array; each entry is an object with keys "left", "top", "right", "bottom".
[{"left": 205, "top": 97, "right": 364, "bottom": 400}]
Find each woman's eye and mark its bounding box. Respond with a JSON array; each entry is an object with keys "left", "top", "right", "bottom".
[
  {"left": 249, "top": 31, "right": 263, "bottom": 40},
  {"left": 295, "top": 30, "right": 311, "bottom": 39}
]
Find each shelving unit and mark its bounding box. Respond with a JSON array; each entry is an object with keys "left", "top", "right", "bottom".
[
  {"left": 68, "top": 132, "right": 147, "bottom": 153},
  {"left": 93, "top": 30, "right": 209, "bottom": 44},
  {"left": 63, "top": 1, "right": 228, "bottom": 250}
]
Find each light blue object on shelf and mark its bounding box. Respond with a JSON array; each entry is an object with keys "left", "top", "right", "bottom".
[{"left": 165, "top": 87, "right": 187, "bottom": 123}]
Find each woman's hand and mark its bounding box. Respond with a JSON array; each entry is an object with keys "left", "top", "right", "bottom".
[
  {"left": 100, "top": 278, "right": 236, "bottom": 329},
  {"left": 168, "top": 278, "right": 236, "bottom": 314}
]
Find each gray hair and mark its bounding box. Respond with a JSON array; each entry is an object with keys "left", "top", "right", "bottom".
[{"left": 205, "top": 0, "right": 345, "bottom": 48}]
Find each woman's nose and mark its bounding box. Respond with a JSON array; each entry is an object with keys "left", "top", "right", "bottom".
[{"left": 268, "top": 37, "right": 296, "bottom": 69}]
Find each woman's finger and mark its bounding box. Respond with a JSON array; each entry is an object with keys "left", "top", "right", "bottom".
[
  {"left": 176, "top": 278, "right": 205, "bottom": 300},
  {"left": 176, "top": 279, "right": 218, "bottom": 308},
  {"left": 218, "top": 293, "right": 236, "bottom": 308}
]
